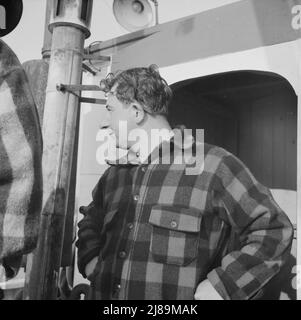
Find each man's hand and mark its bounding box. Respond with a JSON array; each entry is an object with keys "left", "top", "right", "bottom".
[
  {"left": 194, "top": 279, "right": 224, "bottom": 300},
  {"left": 85, "top": 257, "right": 98, "bottom": 279}
]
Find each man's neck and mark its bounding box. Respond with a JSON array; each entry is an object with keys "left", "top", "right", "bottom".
[{"left": 129, "top": 116, "right": 173, "bottom": 163}]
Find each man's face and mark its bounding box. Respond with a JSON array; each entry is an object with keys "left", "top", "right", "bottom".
[{"left": 101, "top": 85, "right": 136, "bottom": 150}]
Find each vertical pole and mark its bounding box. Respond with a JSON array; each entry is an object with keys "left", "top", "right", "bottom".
[
  {"left": 151, "top": 0, "right": 159, "bottom": 25},
  {"left": 154, "top": 0, "right": 159, "bottom": 25},
  {"left": 42, "top": 0, "right": 53, "bottom": 61},
  {"left": 25, "top": 0, "right": 93, "bottom": 300}
]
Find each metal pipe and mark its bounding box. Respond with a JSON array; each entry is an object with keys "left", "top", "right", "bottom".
[
  {"left": 42, "top": 0, "right": 53, "bottom": 61},
  {"left": 25, "top": 0, "right": 93, "bottom": 300},
  {"left": 151, "top": 0, "right": 159, "bottom": 25}
]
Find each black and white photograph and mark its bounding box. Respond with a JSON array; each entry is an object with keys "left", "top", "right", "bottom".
[{"left": 0, "top": 0, "right": 300, "bottom": 305}]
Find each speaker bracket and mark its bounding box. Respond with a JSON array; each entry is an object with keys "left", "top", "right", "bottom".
[
  {"left": 82, "top": 62, "right": 97, "bottom": 76},
  {"left": 57, "top": 84, "right": 102, "bottom": 93},
  {"left": 80, "top": 97, "right": 107, "bottom": 105},
  {"left": 83, "top": 54, "right": 111, "bottom": 62}
]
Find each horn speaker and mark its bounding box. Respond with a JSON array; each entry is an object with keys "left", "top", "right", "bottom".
[{"left": 113, "top": 0, "right": 154, "bottom": 32}]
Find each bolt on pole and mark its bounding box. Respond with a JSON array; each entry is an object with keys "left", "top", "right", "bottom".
[{"left": 25, "top": 0, "right": 93, "bottom": 300}]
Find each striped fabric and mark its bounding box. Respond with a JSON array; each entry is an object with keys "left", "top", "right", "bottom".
[
  {"left": 0, "top": 40, "right": 43, "bottom": 280},
  {"left": 76, "top": 129, "right": 293, "bottom": 300}
]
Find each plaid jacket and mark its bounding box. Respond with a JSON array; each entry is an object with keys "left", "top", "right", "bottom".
[
  {"left": 0, "top": 40, "right": 43, "bottom": 280},
  {"left": 76, "top": 130, "right": 293, "bottom": 300}
]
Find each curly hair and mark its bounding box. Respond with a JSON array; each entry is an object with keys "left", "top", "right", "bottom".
[{"left": 99, "top": 65, "right": 173, "bottom": 116}]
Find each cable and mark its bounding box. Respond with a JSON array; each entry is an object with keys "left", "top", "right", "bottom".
[{"left": 85, "top": 41, "right": 103, "bottom": 73}]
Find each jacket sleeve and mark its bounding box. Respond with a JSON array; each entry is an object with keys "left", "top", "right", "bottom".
[
  {"left": 0, "top": 40, "right": 43, "bottom": 279},
  {"left": 75, "top": 170, "right": 109, "bottom": 278},
  {"left": 207, "top": 152, "right": 294, "bottom": 300}
]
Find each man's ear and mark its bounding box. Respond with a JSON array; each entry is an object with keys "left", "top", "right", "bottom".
[{"left": 130, "top": 102, "right": 145, "bottom": 124}]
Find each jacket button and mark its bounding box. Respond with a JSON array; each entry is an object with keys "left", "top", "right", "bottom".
[
  {"left": 127, "top": 223, "right": 134, "bottom": 229},
  {"left": 134, "top": 195, "right": 139, "bottom": 201},
  {"left": 119, "top": 251, "right": 127, "bottom": 259},
  {"left": 170, "top": 221, "right": 178, "bottom": 228},
  {"left": 113, "top": 284, "right": 121, "bottom": 297},
  {"left": 141, "top": 166, "right": 146, "bottom": 172}
]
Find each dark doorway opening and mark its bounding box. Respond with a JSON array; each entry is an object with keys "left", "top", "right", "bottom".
[
  {"left": 169, "top": 71, "right": 297, "bottom": 300},
  {"left": 169, "top": 70, "right": 297, "bottom": 191}
]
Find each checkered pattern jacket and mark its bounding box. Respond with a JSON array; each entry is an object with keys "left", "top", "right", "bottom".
[
  {"left": 76, "top": 132, "right": 293, "bottom": 300},
  {"left": 0, "top": 40, "right": 43, "bottom": 279}
]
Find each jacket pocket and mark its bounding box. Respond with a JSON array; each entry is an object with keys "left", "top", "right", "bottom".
[{"left": 149, "top": 205, "right": 202, "bottom": 266}]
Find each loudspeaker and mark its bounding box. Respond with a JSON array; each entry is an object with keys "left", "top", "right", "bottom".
[{"left": 113, "top": 0, "right": 154, "bottom": 32}]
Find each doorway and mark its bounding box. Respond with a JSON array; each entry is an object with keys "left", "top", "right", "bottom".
[{"left": 169, "top": 70, "right": 297, "bottom": 300}]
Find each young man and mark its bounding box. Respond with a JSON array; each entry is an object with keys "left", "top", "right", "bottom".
[{"left": 76, "top": 65, "right": 293, "bottom": 300}]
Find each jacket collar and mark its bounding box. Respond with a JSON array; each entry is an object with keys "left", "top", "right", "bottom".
[{"left": 105, "top": 125, "right": 195, "bottom": 166}]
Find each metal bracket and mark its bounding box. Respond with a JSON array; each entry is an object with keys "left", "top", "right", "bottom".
[
  {"left": 80, "top": 97, "right": 107, "bottom": 105},
  {"left": 56, "top": 84, "right": 106, "bottom": 105},
  {"left": 57, "top": 84, "right": 102, "bottom": 93},
  {"left": 83, "top": 54, "right": 111, "bottom": 62},
  {"left": 82, "top": 54, "right": 111, "bottom": 74},
  {"left": 82, "top": 63, "right": 97, "bottom": 75}
]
